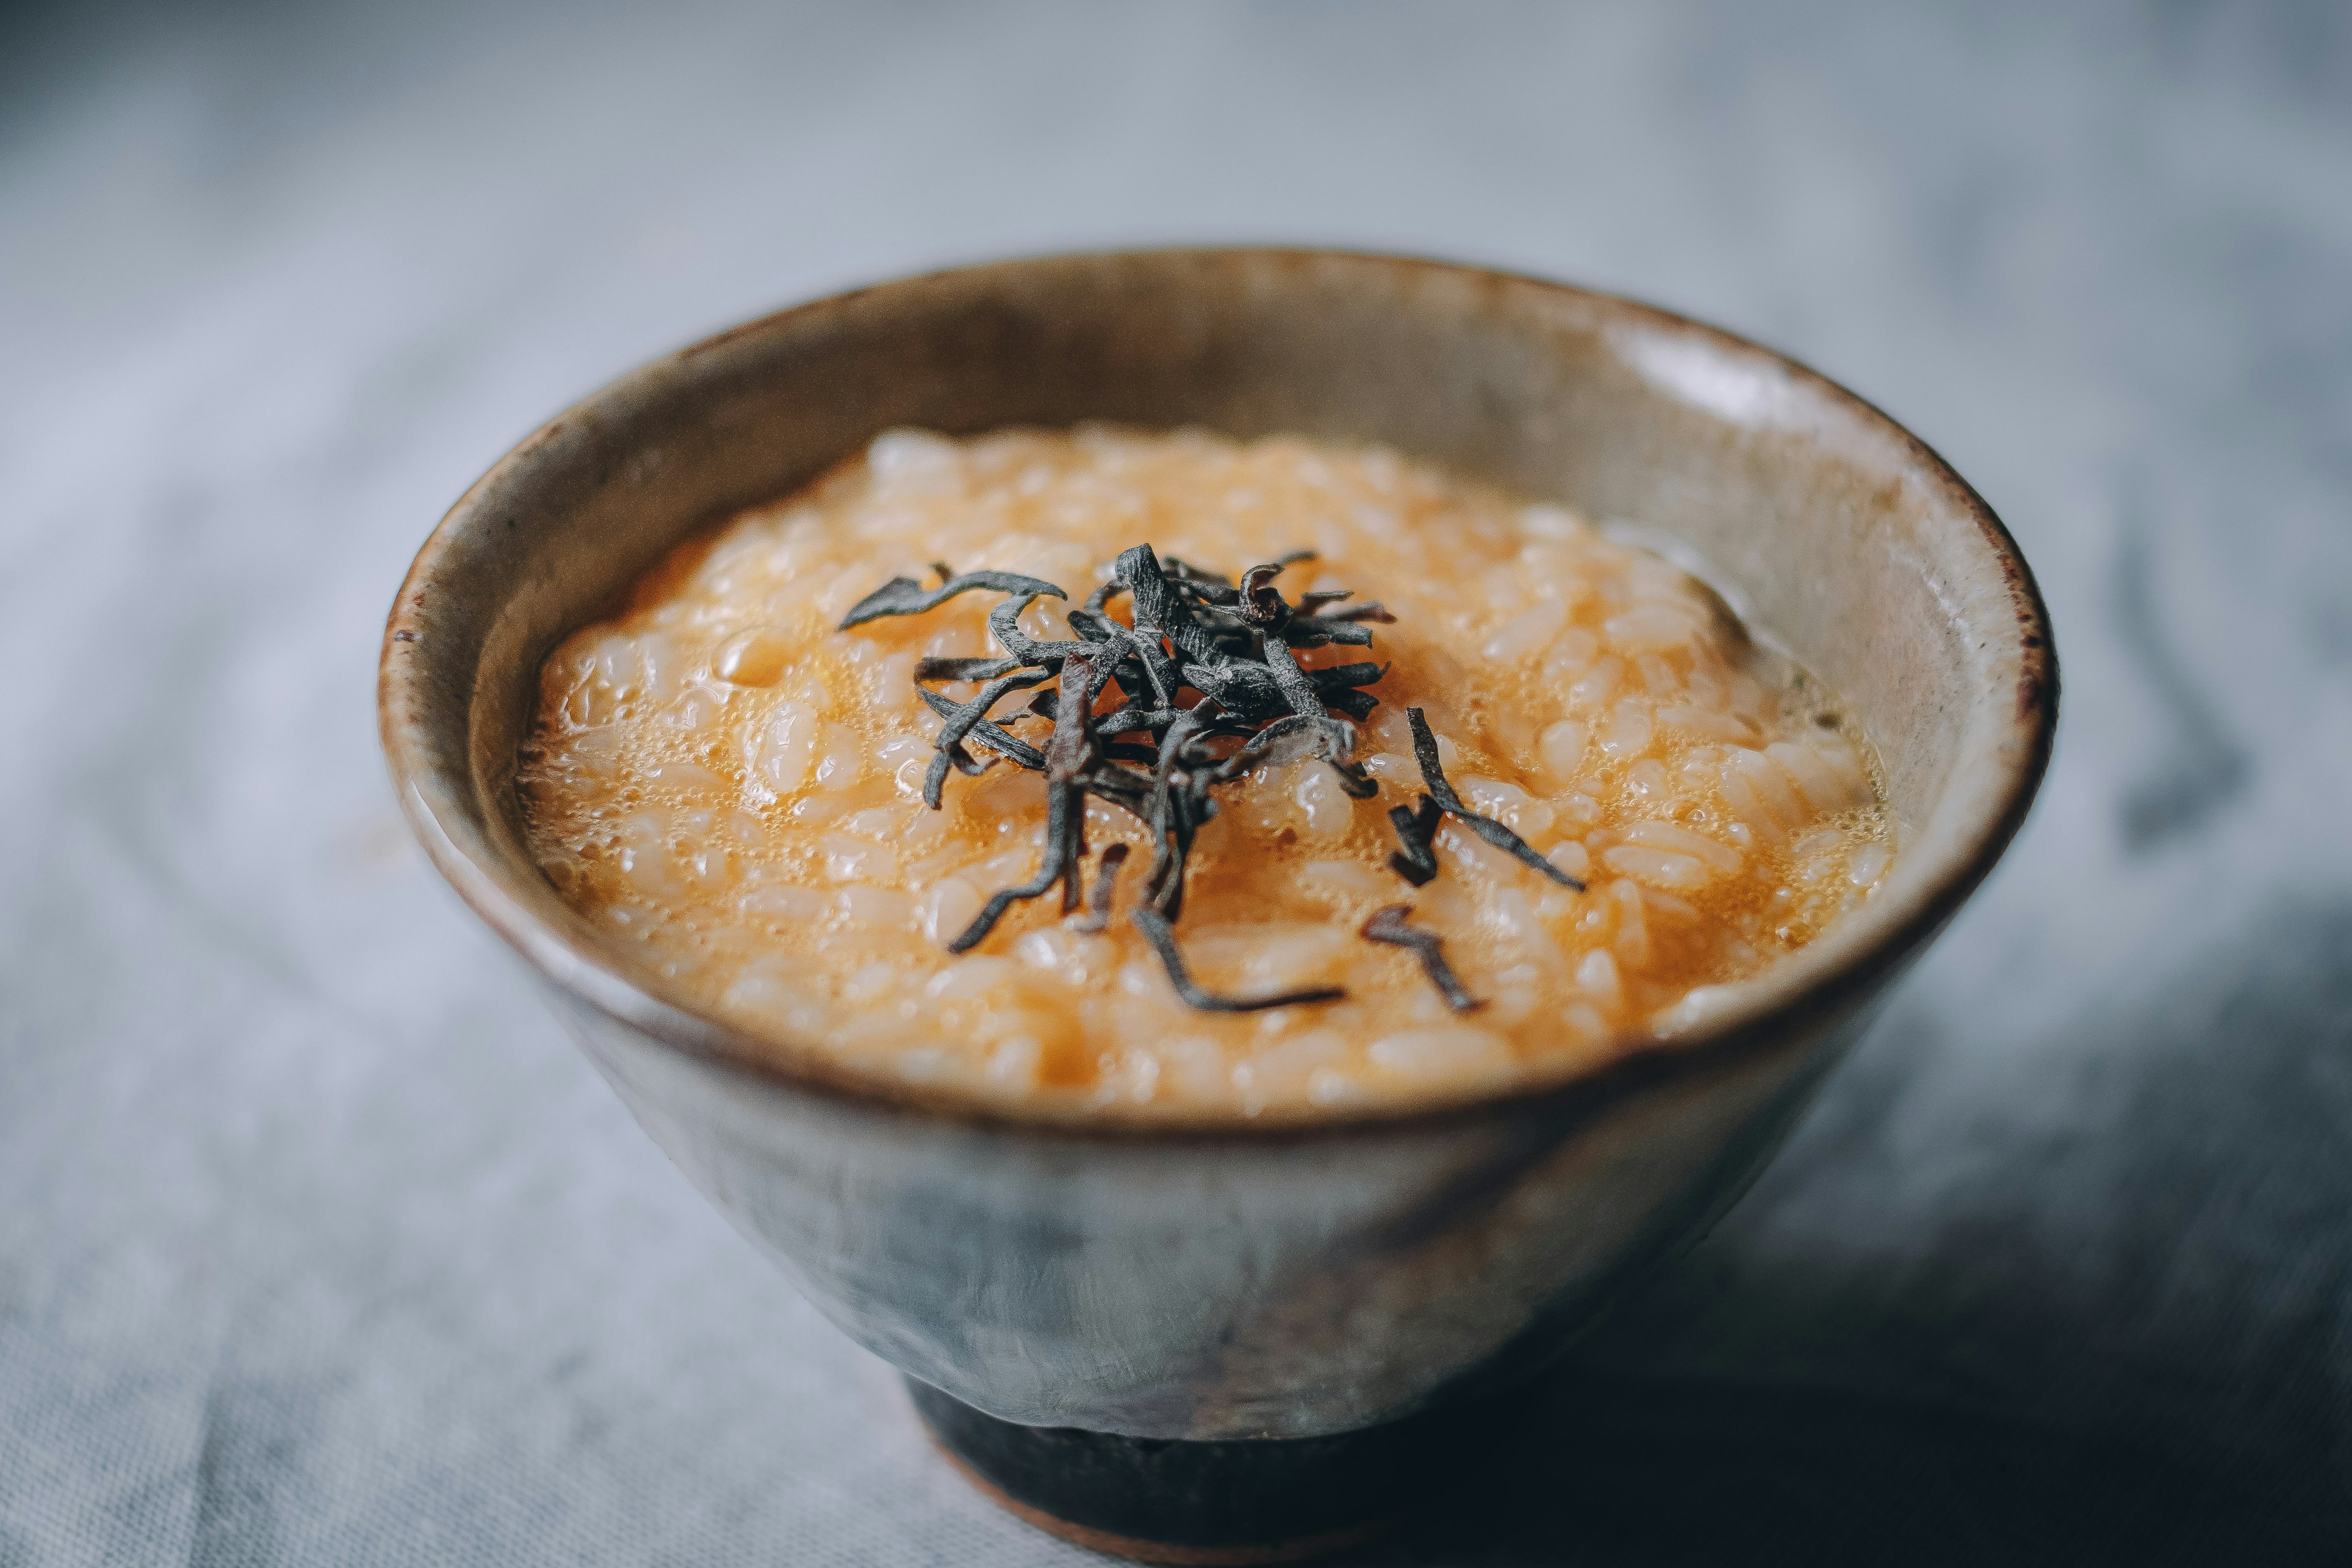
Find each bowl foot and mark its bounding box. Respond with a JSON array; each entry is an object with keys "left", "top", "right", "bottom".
[{"left": 907, "top": 1376, "right": 1485, "bottom": 1564}]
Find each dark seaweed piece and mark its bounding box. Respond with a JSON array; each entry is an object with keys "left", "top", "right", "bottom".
[
  {"left": 947, "top": 786, "right": 1077, "bottom": 952},
  {"left": 1362, "top": 905, "right": 1482, "bottom": 1013},
  {"left": 1071, "top": 616, "right": 1178, "bottom": 714},
  {"left": 1094, "top": 707, "right": 1179, "bottom": 739},
  {"left": 1386, "top": 794, "right": 1442, "bottom": 886},
  {"left": 1117, "top": 545, "right": 1234, "bottom": 666},
  {"left": 1139, "top": 709, "right": 1209, "bottom": 916},
  {"left": 1210, "top": 549, "right": 1313, "bottom": 600},
  {"left": 1238, "top": 563, "right": 1374, "bottom": 657},
  {"left": 1063, "top": 606, "right": 1121, "bottom": 641},
  {"left": 916, "top": 687, "right": 1044, "bottom": 770},
  {"left": 1315, "top": 601, "right": 1396, "bottom": 624},
  {"left": 919, "top": 752, "right": 963, "bottom": 809},
  {"left": 1139, "top": 704, "right": 1255, "bottom": 919},
  {"left": 1261, "top": 641, "right": 1327, "bottom": 720},
  {"left": 1197, "top": 714, "right": 1328, "bottom": 784},
  {"left": 1308, "top": 662, "right": 1387, "bottom": 692},
  {"left": 1107, "top": 626, "right": 1180, "bottom": 707},
  {"left": 1181, "top": 659, "right": 1287, "bottom": 718},
  {"left": 1238, "top": 563, "right": 1292, "bottom": 627},
  {"left": 1131, "top": 908, "right": 1345, "bottom": 1013},
  {"left": 855, "top": 540, "right": 1398, "bottom": 967},
  {"left": 839, "top": 570, "right": 1067, "bottom": 629},
  {"left": 921, "top": 670, "right": 1050, "bottom": 807},
  {"left": 1046, "top": 652, "right": 1109, "bottom": 914},
  {"left": 1261, "top": 641, "right": 1377, "bottom": 796},
  {"left": 1161, "top": 556, "right": 1238, "bottom": 597},
  {"left": 1077, "top": 764, "right": 1156, "bottom": 827},
  {"left": 916, "top": 655, "right": 1024, "bottom": 681},
  {"left": 946, "top": 650, "right": 1115, "bottom": 948},
  {"left": 931, "top": 669, "right": 1050, "bottom": 748},
  {"left": 1403, "top": 707, "right": 1585, "bottom": 889},
  {"left": 1069, "top": 611, "right": 1159, "bottom": 705},
  {"left": 1280, "top": 617, "right": 1374, "bottom": 649},
  {"left": 1234, "top": 557, "right": 1322, "bottom": 631},
  {"left": 989, "top": 593, "right": 1109, "bottom": 669},
  {"left": 1072, "top": 843, "right": 1129, "bottom": 933}
]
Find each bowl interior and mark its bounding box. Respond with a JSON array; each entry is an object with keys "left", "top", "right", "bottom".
[{"left": 380, "top": 249, "right": 2053, "bottom": 1126}]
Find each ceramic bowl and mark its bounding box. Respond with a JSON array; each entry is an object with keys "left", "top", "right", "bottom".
[{"left": 380, "top": 249, "right": 2054, "bottom": 1562}]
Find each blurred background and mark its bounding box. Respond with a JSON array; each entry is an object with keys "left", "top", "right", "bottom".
[{"left": 2, "top": 1, "right": 2347, "bottom": 1562}]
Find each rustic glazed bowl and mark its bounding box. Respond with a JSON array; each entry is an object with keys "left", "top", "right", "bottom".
[{"left": 380, "top": 249, "right": 2054, "bottom": 1562}]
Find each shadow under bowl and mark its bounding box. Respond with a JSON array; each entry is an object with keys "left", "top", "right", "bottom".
[{"left": 379, "top": 249, "right": 2054, "bottom": 1561}]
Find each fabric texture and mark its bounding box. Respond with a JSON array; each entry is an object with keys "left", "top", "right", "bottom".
[{"left": 2, "top": 2, "right": 2346, "bottom": 1561}]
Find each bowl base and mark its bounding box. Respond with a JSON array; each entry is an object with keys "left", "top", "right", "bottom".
[{"left": 907, "top": 1376, "right": 1488, "bottom": 1564}]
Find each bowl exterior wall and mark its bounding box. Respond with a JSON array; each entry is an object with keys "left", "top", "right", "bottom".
[{"left": 554, "top": 981, "right": 1885, "bottom": 1439}]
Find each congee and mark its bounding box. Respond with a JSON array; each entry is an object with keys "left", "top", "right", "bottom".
[{"left": 519, "top": 427, "right": 1892, "bottom": 1118}]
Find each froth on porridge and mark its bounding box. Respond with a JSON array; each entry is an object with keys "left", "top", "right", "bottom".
[{"left": 519, "top": 426, "right": 1893, "bottom": 1120}]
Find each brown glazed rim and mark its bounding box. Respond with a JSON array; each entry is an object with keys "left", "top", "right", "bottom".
[{"left": 379, "top": 247, "right": 2057, "bottom": 1143}]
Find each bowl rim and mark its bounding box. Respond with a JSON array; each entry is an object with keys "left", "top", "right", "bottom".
[{"left": 379, "top": 245, "right": 2057, "bottom": 1144}]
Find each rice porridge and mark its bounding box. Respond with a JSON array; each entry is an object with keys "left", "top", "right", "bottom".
[{"left": 519, "top": 426, "right": 1892, "bottom": 1120}]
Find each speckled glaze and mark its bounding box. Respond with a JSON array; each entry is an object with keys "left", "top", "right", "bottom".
[{"left": 380, "top": 253, "right": 2052, "bottom": 1458}]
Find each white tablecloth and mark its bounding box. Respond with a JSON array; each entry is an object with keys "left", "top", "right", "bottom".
[{"left": 3, "top": 2, "right": 2346, "bottom": 1561}]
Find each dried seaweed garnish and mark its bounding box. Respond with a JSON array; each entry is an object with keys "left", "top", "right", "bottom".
[
  {"left": 1398, "top": 707, "right": 1586, "bottom": 889},
  {"left": 852, "top": 541, "right": 1411, "bottom": 1012},
  {"left": 914, "top": 686, "right": 1043, "bottom": 769},
  {"left": 1362, "top": 905, "right": 1482, "bottom": 1012},
  {"left": 989, "top": 592, "right": 1110, "bottom": 669},
  {"left": 1046, "top": 650, "right": 1110, "bottom": 915},
  {"left": 1310, "top": 662, "right": 1388, "bottom": 691},
  {"left": 1119, "top": 545, "right": 1229, "bottom": 666},
  {"left": 1132, "top": 908, "right": 1346, "bottom": 1013},
  {"left": 839, "top": 568, "right": 1068, "bottom": 629},
  {"left": 914, "top": 655, "right": 1023, "bottom": 681},
  {"left": 946, "top": 785, "right": 1077, "bottom": 952},
  {"left": 1385, "top": 795, "right": 1442, "bottom": 886},
  {"left": 1072, "top": 843, "right": 1129, "bottom": 934},
  {"left": 920, "top": 669, "right": 1052, "bottom": 807}
]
